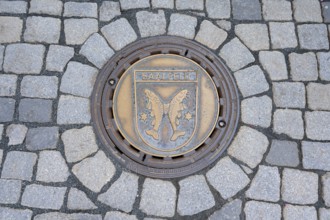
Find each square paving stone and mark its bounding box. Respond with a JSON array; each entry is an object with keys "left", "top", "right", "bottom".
[
  {"left": 4, "top": 43, "right": 45, "bottom": 74},
  {"left": 245, "top": 201, "right": 281, "bottom": 220},
  {"left": 19, "top": 98, "right": 52, "bottom": 123},
  {"left": 206, "top": 0, "right": 230, "bottom": 19},
  {"left": 1, "top": 151, "right": 37, "bottom": 181},
  {"left": 136, "top": 10, "right": 166, "bottom": 38},
  {"left": 307, "top": 83, "right": 330, "bottom": 111},
  {"left": 98, "top": 172, "right": 137, "bottom": 212},
  {"left": 6, "top": 124, "right": 28, "bottom": 146},
  {"left": 120, "top": 0, "right": 150, "bottom": 10},
  {"left": 29, "top": 0, "right": 63, "bottom": 16},
  {"left": 305, "top": 111, "right": 330, "bottom": 140},
  {"left": 64, "top": 18, "right": 98, "bottom": 45},
  {"left": 24, "top": 16, "right": 61, "bottom": 44},
  {"left": 140, "top": 178, "right": 176, "bottom": 217},
  {"left": 262, "top": 0, "right": 292, "bottom": 21},
  {"left": 35, "top": 213, "right": 102, "bottom": 220},
  {"left": 282, "top": 168, "right": 318, "bottom": 205},
  {"left": 101, "top": 18, "right": 137, "bottom": 50},
  {"left": 64, "top": 2, "right": 97, "bottom": 18},
  {"left": 46, "top": 45, "right": 74, "bottom": 72},
  {"left": 298, "top": 24, "right": 329, "bottom": 50},
  {"left": 273, "top": 109, "right": 304, "bottom": 140},
  {"left": 322, "top": 2, "right": 330, "bottom": 23},
  {"left": 235, "top": 24, "right": 269, "bottom": 51},
  {"left": 0, "top": 45, "right": 4, "bottom": 71},
  {"left": 0, "top": 208, "right": 32, "bottom": 220},
  {"left": 273, "top": 82, "right": 305, "bottom": 108},
  {"left": 318, "top": 52, "right": 330, "bottom": 81},
  {"left": 259, "top": 51, "right": 288, "bottom": 81},
  {"left": 0, "top": 74, "right": 17, "bottom": 96},
  {"left": 168, "top": 14, "right": 197, "bottom": 40},
  {"left": 322, "top": 173, "right": 330, "bottom": 207},
  {"left": 0, "top": 17, "right": 23, "bottom": 43},
  {"left": 266, "top": 140, "right": 299, "bottom": 167},
  {"left": 57, "top": 95, "right": 90, "bottom": 124},
  {"left": 209, "top": 199, "right": 242, "bottom": 220},
  {"left": 176, "top": 0, "right": 203, "bottom": 10},
  {"left": 152, "top": 0, "right": 174, "bottom": 9},
  {"left": 68, "top": 188, "right": 97, "bottom": 210},
  {"left": 195, "top": 20, "right": 227, "bottom": 50},
  {"left": 232, "top": 0, "right": 262, "bottom": 20},
  {"left": 234, "top": 65, "right": 269, "bottom": 97},
  {"left": 320, "top": 208, "right": 330, "bottom": 220},
  {"left": 21, "top": 76, "right": 58, "bottom": 99},
  {"left": 219, "top": 38, "right": 255, "bottom": 72},
  {"left": 26, "top": 127, "right": 59, "bottom": 151},
  {"left": 100, "top": 1, "right": 121, "bottom": 21},
  {"left": 0, "top": 98, "right": 15, "bottom": 122},
  {"left": 284, "top": 205, "right": 317, "bottom": 220},
  {"left": 105, "top": 212, "right": 137, "bottom": 220},
  {"left": 293, "top": 0, "right": 322, "bottom": 22},
  {"left": 0, "top": 125, "right": 3, "bottom": 141},
  {"left": 60, "top": 62, "right": 98, "bottom": 98},
  {"left": 0, "top": 1, "right": 27, "bottom": 14},
  {"left": 289, "top": 52, "right": 318, "bottom": 81},
  {"left": 302, "top": 141, "right": 330, "bottom": 171},
  {"left": 21, "top": 184, "right": 66, "bottom": 210},
  {"left": 269, "top": 22, "right": 298, "bottom": 49},
  {"left": 0, "top": 179, "right": 22, "bottom": 204}
]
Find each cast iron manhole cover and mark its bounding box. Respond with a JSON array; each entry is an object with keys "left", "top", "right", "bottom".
[{"left": 91, "top": 36, "right": 239, "bottom": 178}]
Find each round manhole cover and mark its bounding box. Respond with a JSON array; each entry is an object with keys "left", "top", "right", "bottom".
[{"left": 91, "top": 36, "right": 240, "bottom": 178}]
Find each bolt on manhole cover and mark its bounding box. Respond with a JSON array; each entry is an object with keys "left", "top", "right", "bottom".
[{"left": 91, "top": 36, "right": 240, "bottom": 178}]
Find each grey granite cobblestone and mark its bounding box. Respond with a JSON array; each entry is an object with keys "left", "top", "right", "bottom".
[
  {"left": 68, "top": 188, "right": 97, "bottom": 210},
  {"left": 140, "top": 178, "right": 176, "bottom": 217},
  {"left": 305, "top": 111, "right": 330, "bottom": 140},
  {"left": 195, "top": 20, "right": 227, "bottom": 50},
  {"left": 244, "top": 201, "right": 281, "bottom": 220},
  {"left": 206, "top": 157, "right": 250, "bottom": 199},
  {"left": 206, "top": 0, "right": 230, "bottom": 19},
  {"left": 235, "top": 24, "right": 269, "bottom": 51},
  {"left": 72, "top": 151, "right": 115, "bottom": 192},
  {"left": 228, "top": 126, "right": 269, "bottom": 168},
  {"left": 25, "top": 127, "right": 58, "bottom": 151},
  {"left": 282, "top": 168, "right": 318, "bottom": 204},
  {"left": 105, "top": 212, "right": 137, "bottom": 220},
  {"left": 4, "top": 43, "right": 45, "bottom": 74},
  {"left": 0, "top": 208, "right": 32, "bottom": 220},
  {"left": 0, "top": 74, "right": 17, "bottom": 97},
  {"left": 46, "top": 45, "right": 74, "bottom": 72},
  {"left": 259, "top": 51, "right": 288, "bottom": 81},
  {"left": 273, "top": 82, "right": 305, "bottom": 108},
  {"left": 246, "top": 166, "right": 280, "bottom": 202},
  {"left": 35, "top": 212, "right": 102, "bottom": 220},
  {"left": 318, "top": 52, "right": 330, "bottom": 81},
  {"left": 57, "top": 95, "right": 90, "bottom": 124},
  {"left": 0, "top": 17, "right": 22, "bottom": 43},
  {"left": 320, "top": 208, "right": 330, "bottom": 220},
  {"left": 64, "top": 18, "right": 98, "bottom": 45},
  {"left": 209, "top": 199, "right": 242, "bottom": 220},
  {"left": 19, "top": 98, "right": 52, "bottom": 123},
  {"left": 36, "top": 150, "right": 69, "bottom": 183},
  {"left": 1, "top": 151, "right": 37, "bottom": 181},
  {"left": 0, "top": 45, "right": 4, "bottom": 71},
  {"left": 216, "top": 20, "right": 231, "bottom": 31},
  {"left": 289, "top": 52, "right": 318, "bottom": 81},
  {"left": 298, "top": 24, "right": 329, "bottom": 50},
  {"left": 24, "top": 16, "right": 61, "bottom": 44},
  {"left": 21, "top": 184, "right": 66, "bottom": 210},
  {"left": 152, "top": 0, "right": 173, "bottom": 9},
  {"left": 6, "top": 124, "right": 28, "bottom": 146},
  {"left": 136, "top": 10, "right": 166, "bottom": 37},
  {"left": 284, "top": 205, "right": 317, "bottom": 220},
  {"left": 293, "top": 0, "right": 322, "bottom": 22},
  {"left": 232, "top": 0, "right": 261, "bottom": 20},
  {"left": 29, "top": 0, "right": 63, "bottom": 16},
  {"left": 178, "top": 175, "right": 215, "bottom": 216},
  {"left": 219, "top": 38, "right": 255, "bottom": 71},
  {"left": 100, "top": 1, "right": 121, "bottom": 22},
  {"left": 0, "top": 1, "right": 27, "bottom": 14},
  {"left": 62, "top": 126, "right": 98, "bottom": 163},
  {"left": 266, "top": 140, "right": 299, "bottom": 167},
  {"left": 0, "top": 98, "right": 15, "bottom": 122},
  {"left": 0, "top": 126, "right": 3, "bottom": 141},
  {"left": 322, "top": 173, "right": 330, "bottom": 207},
  {"left": 120, "top": 0, "right": 150, "bottom": 10},
  {"left": 168, "top": 14, "right": 197, "bottom": 39},
  {"left": 64, "top": 2, "right": 97, "bottom": 18},
  {"left": 307, "top": 83, "right": 330, "bottom": 111},
  {"left": 0, "top": 179, "right": 22, "bottom": 204},
  {"left": 99, "top": 172, "right": 138, "bottom": 212},
  {"left": 176, "top": 0, "right": 203, "bottom": 10},
  {"left": 273, "top": 109, "right": 304, "bottom": 139},
  {"left": 302, "top": 141, "right": 330, "bottom": 171},
  {"left": 269, "top": 22, "right": 297, "bottom": 49},
  {"left": 262, "top": 0, "right": 292, "bottom": 21},
  {"left": 101, "top": 18, "right": 137, "bottom": 50},
  {"left": 21, "top": 76, "right": 58, "bottom": 99}
]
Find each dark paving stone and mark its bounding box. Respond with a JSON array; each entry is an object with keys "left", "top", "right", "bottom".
[
  {"left": 19, "top": 98, "right": 52, "bottom": 123},
  {"left": 322, "top": 2, "right": 330, "bottom": 23},
  {"left": 232, "top": 0, "right": 262, "bottom": 20},
  {"left": 266, "top": 140, "right": 299, "bottom": 167},
  {"left": 26, "top": 127, "right": 59, "bottom": 151},
  {"left": 0, "top": 98, "right": 15, "bottom": 122}
]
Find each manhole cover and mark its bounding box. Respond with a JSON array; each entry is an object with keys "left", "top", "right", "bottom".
[{"left": 91, "top": 36, "right": 240, "bottom": 178}]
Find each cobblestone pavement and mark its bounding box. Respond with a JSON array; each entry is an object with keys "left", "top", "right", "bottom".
[{"left": 0, "top": 0, "right": 330, "bottom": 219}]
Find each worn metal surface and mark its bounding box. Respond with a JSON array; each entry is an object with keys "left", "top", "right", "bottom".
[{"left": 91, "top": 36, "right": 240, "bottom": 178}]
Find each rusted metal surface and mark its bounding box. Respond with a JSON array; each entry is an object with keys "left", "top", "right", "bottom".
[{"left": 91, "top": 36, "right": 240, "bottom": 178}]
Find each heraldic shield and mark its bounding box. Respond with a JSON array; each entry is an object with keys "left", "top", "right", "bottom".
[{"left": 134, "top": 70, "right": 198, "bottom": 152}]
